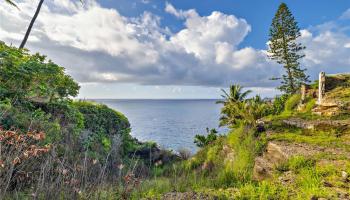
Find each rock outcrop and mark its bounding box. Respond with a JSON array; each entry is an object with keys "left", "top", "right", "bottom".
[
  {"left": 282, "top": 117, "right": 350, "bottom": 130},
  {"left": 253, "top": 141, "right": 350, "bottom": 181},
  {"left": 253, "top": 142, "right": 288, "bottom": 181}
]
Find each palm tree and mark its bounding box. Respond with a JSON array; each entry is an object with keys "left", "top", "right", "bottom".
[
  {"left": 217, "top": 84, "right": 251, "bottom": 127},
  {"left": 19, "top": 0, "right": 44, "bottom": 49},
  {"left": 216, "top": 84, "right": 251, "bottom": 105},
  {"left": 217, "top": 85, "right": 269, "bottom": 129},
  {"left": 14, "top": 0, "right": 82, "bottom": 49},
  {"left": 4, "top": 0, "right": 18, "bottom": 9}
]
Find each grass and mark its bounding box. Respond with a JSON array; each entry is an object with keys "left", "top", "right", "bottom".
[
  {"left": 90, "top": 88, "right": 350, "bottom": 199},
  {"left": 269, "top": 130, "right": 350, "bottom": 150}
]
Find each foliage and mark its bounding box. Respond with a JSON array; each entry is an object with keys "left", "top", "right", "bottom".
[
  {"left": 4, "top": 0, "right": 18, "bottom": 9},
  {"left": 73, "top": 101, "right": 133, "bottom": 156},
  {"left": 0, "top": 128, "right": 50, "bottom": 193},
  {"left": 270, "top": 94, "right": 289, "bottom": 115},
  {"left": 279, "top": 93, "right": 301, "bottom": 117},
  {"left": 268, "top": 3, "right": 309, "bottom": 94},
  {"left": 217, "top": 85, "right": 252, "bottom": 105},
  {"left": 218, "top": 85, "right": 271, "bottom": 128},
  {"left": 73, "top": 101, "right": 130, "bottom": 136},
  {"left": 194, "top": 128, "right": 218, "bottom": 148},
  {"left": 0, "top": 41, "right": 79, "bottom": 102},
  {"left": 0, "top": 41, "right": 155, "bottom": 197}
]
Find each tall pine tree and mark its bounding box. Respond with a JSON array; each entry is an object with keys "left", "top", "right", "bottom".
[{"left": 268, "top": 3, "right": 309, "bottom": 94}]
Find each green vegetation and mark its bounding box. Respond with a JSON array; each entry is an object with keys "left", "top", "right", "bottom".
[
  {"left": 121, "top": 77, "right": 350, "bottom": 199},
  {"left": 0, "top": 41, "right": 170, "bottom": 198},
  {"left": 2, "top": 2, "right": 350, "bottom": 199},
  {"left": 194, "top": 128, "right": 218, "bottom": 147}
]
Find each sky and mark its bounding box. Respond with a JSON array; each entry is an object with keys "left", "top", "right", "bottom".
[{"left": 1, "top": 0, "right": 350, "bottom": 99}]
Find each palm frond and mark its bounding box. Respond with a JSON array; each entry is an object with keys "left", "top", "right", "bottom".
[{"left": 5, "top": 0, "right": 19, "bottom": 9}]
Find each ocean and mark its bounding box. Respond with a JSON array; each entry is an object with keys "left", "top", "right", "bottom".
[{"left": 91, "top": 99, "right": 225, "bottom": 153}]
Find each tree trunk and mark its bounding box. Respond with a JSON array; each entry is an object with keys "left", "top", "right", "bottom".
[{"left": 19, "top": 0, "right": 45, "bottom": 49}]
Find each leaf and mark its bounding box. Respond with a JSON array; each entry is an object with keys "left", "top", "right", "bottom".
[{"left": 5, "top": 0, "right": 19, "bottom": 10}]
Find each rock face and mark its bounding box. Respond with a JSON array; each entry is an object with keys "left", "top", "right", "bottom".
[
  {"left": 253, "top": 142, "right": 288, "bottom": 181},
  {"left": 253, "top": 141, "right": 350, "bottom": 181},
  {"left": 312, "top": 99, "right": 342, "bottom": 116},
  {"left": 312, "top": 73, "right": 350, "bottom": 116},
  {"left": 282, "top": 117, "right": 350, "bottom": 130},
  {"left": 161, "top": 192, "right": 213, "bottom": 200}
]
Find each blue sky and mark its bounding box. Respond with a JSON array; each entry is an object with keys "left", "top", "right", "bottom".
[
  {"left": 102, "top": 0, "right": 350, "bottom": 49},
  {"left": 1, "top": 0, "right": 350, "bottom": 99}
]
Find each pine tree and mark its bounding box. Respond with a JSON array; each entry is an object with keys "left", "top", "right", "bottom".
[{"left": 268, "top": 3, "right": 309, "bottom": 94}]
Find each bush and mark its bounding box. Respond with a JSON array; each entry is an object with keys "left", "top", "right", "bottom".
[
  {"left": 73, "top": 101, "right": 134, "bottom": 159},
  {"left": 0, "top": 41, "right": 79, "bottom": 102},
  {"left": 0, "top": 41, "right": 151, "bottom": 197},
  {"left": 271, "top": 94, "right": 289, "bottom": 115},
  {"left": 0, "top": 128, "right": 50, "bottom": 193},
  {"left": 284, "top": 94, "right": 301, "bottom": 112},
  {"left": 194, "top": 128, "right": 218, "bottom": 148}
]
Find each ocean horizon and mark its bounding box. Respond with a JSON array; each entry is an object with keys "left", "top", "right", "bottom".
[{"left": 90, "top": 99, "right": 226, "bottom": 153}]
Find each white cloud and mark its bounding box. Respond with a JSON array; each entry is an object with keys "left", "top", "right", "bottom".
[
  {"left": 5, "top": 0, "right": 350, "bottom": 92},
  {"left": 0, "top": 0, "right": 281, "bottom": 88},
  {"left": 340, "top": 8, "right": 350, "bottom": 20},
  {"left": 165, "top": 2, "right": 197, "bottom": 19},
  {"left": 300, "top": 28, "right": 350, "bottom": 76}
]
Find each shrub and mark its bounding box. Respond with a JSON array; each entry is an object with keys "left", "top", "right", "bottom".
[
  {"left": 0, "top": 128, "right": 50, "bottom": 193},
  {"left": 0, "top": 41, "right": 79, "bottom": 102},
  {"left": 271, "top": 94, "right": 289, "bottom": 115},
  {"left": 284, "top": 94, "right": 301, "bottom": 112},
  {"left": 194, "top": 128, "right": 218, "bottom": 148}
]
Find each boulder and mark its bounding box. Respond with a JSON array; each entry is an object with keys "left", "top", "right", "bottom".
[{"left": 253, "top": 142, "right": 288, "bottom": 181}]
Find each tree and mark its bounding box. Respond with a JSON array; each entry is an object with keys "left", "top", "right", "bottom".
[
  {"left": 216, "top": 85, "right": 251, "bottom": 105},
  {"left": 17, "top": 0, "right": 82, "bottom": 49},
  {"left": 4, "top": 0, "right": 19, "bottom": 9},
  {"left": 268, "top": 3, "right": 309, "bottom": 94},
  {"left": 217, "top": 85, "right": 270, "bottom": 129},
  {"left": 19, "top": 0, "right": 44, "bottom": 49},
  {"left": 216, "top": 84, "right": 251, "bottom": 128},
  {"left": 194, "top": 128, "right": 218, "bottom": 148}
]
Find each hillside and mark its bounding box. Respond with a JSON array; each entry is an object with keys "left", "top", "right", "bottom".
[
  {"left": 0, "top": 41, "right": 177, "bottom": 199},
  {"left": 128, "top": 74, "right": 350, "bottom": 200},
  {"left": 1, "top": 40, "right": 349, "bottom": 199}
]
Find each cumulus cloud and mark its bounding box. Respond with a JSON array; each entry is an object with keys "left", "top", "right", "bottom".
[
  {"left": 165, "top": 2, "right": 197, "bottom": 19},
  {"left": 0, "top": 0, "right": 281, "bottom": 88},
  {"left": 300, "top": 29, "right": 350, "bottom": 77},
  {"left": 2, "top": 0, "right": 348, "bottom": 91}
]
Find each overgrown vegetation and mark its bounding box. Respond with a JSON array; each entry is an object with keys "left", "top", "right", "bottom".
[
  {"left": 2, "top": 1, "right": 350, "bottom": 199},
  {"left": 0, "top": 41, "right": 174, "bottom": 198}
]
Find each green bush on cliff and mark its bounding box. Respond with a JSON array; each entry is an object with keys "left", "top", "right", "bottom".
[
  {"left": 0, "top": 41, "right": 147, "bottom": 197},
  {"left": 194, "top": 128, "right": 218, "bottom": 147},
  {"left": 0, "top": 41, "right": 79, "bottom": 102},
  {"left": 73, "top": 101, "right": 135, "bottom": 156}
]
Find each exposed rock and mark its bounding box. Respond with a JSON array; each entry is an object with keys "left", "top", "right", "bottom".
[
  {"left": 253, "top": 142, "right": 288, "bottom": 180},
  {"left": 278, "top": 171, "right": 295, "bottom": 185},
  {"left": 312, "top": 100, "right": 342, "bottom": 116},
  {"left": 282, "top": 118, "right": 350, "bottom": 130},
  {"left": 342, "top": 171, "right": 349, "bottom": 182},
  {"left": 253, "top": 141, "right": 350, "bottom": 181},
  {"left": 282, "top": 118, "right": 316, "bottom": 130},
  {"left": 161, "top": 192, "right": 214, "bottom": 200}
]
